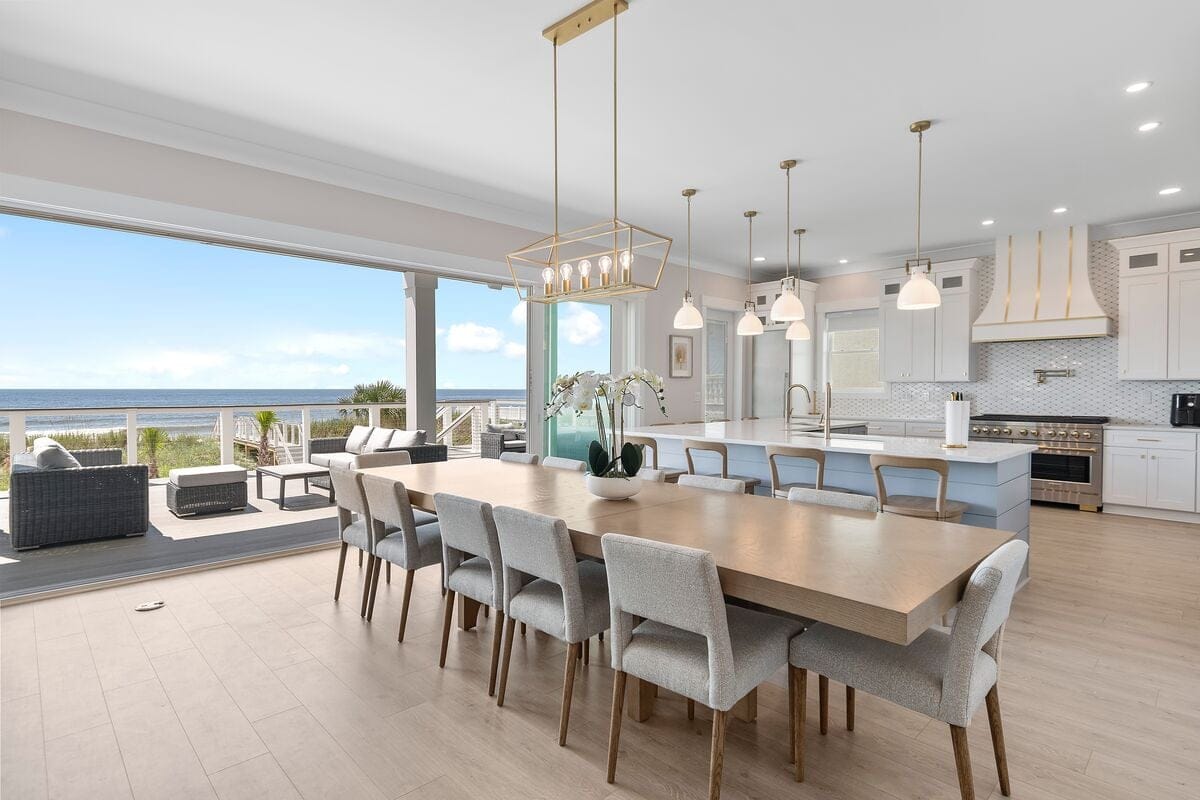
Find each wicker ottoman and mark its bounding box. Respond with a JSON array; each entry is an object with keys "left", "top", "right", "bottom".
[{"left": 167, "top": 465, "right": 249, "bottom": 517}]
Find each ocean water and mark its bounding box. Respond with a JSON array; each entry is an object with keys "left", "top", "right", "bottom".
[{"left": 0, "top": 389, "right": 526, "bottom": 434}]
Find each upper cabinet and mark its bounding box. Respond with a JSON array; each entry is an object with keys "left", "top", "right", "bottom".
[
  {"left": 879, "top": 260, "right": 978, "bottom": 383},
  {"left": 1113, "top": 227, "right": 1200, "bottom": 380}
]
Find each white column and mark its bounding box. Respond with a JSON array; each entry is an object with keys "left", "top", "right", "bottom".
[
  {"left": 126, "top": 411, "right": 138, "bottom": 465},
  {"left": 8, "top": 412, "right": 26, "bottom": 467},
  {"left": 368, "top": 405, "right": 382, "bottom": 427},
  {"left": 220, "top": 408, "right": 236, "bottom": 465},
  {"left": 405, "top": 272, "right": 438, "bottom": 436},
  {"left": 301, "top": 407, "right": 312, "bottom": 463},
  {"left": 526, "top": 298, "right": 546, "bottom": 457}
]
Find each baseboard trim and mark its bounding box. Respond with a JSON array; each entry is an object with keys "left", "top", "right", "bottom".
[{"left": 1102, "top": 504, "right": 1200, "bottom": 525}]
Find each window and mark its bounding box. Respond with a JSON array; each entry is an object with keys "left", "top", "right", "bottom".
[{"left": 823, "top": 308, "right": 884, "bottom": 394}]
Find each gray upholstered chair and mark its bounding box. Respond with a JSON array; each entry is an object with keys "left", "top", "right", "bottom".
[
  {"left": 492, "top": 507, "right": 609, "bottom": 745},
  {"left": 677, "top": 473, "right": 746, "bottom": 494},
  {"left": 789, "top": 540, "right": 1028, "bottom": 800},
  {"left": 499, "top": 452, "right": 540, "bottom": 465},
  {"left": 360, "top": 473, "right": 443, "bottom": 641},
  {"left": 542, "top": 455, "right": 587, "bottom": 472},
  {"left": 869, "top": 454, "right": 969, "bottom": 523},
  {"left": 682, "top": 439, "right": 761, "bottom": 494},
  {"left": 433, "top": 492, "right": 507, "bottom": 695},
  {"left": 787, "top": 486, "right": 880, "bottom": 513},
  {"left": 601, "top": 533, "right": 804, "bottom": 799},
  {"left": 623, "top": 435, "right": 684, "bottom": 483},
  {"left": 635, "top": 467, "right": 668, "bottom": 483},
  {"left": 328, "top": 465, "right": 392, "bottom": 617}
]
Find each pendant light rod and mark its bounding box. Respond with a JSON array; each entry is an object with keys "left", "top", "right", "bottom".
[
  {"left": 612, "top": 1, "right": 618, "bottom": 223},
  {"left": 682, "top": 188, "right": 696, "bottom": 293},
  {"left": 795, "top": 228, "right": 806, "bottom": 273},
  {"left": 781, "top": 159, "right": 796, "bottom": 278},
  {"left": 910, "top": 120, "right": 931, "bottom": 269},
  {"left": 553, "top": 39, "right": 559, "bottom": 237},
  {"left": 744, "top": 210, "right": 757, "bottom": 295}
]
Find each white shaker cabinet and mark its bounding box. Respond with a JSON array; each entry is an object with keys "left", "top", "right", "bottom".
[
  {"left": 1147, "top": 450, "right": 1198, "bottom": 512},
  {"left": 880, "top": 295, "right": 935, "bottom": 382},
  {"left": 879, "top": 259, "right": 977, "bottom": 383},
  {"left": 1103, "top": 448, "right": 1149, "bottom": 506},
  {"left": 1114, "top": 227, "right": 1200, "bottom": 380},
  {"left": 1103, "top": 428, "right": 1198, "bottom": 515},
  {"left": 1168, "top": 269, "right": 1200, "bottom": 379},
  {"left": 1117, "top": 273, "right": 1169, "bottom": 380}
]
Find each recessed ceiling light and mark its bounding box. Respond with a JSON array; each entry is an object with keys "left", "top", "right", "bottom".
[
  {"left": 981, "top": 219, "right": 995, "bottom": 226},
  {"left": 1138, "top": 121, "right": 1160, "bottom": 132},
  {"left": 1159, "top": 186, "right": 1182, "bottom": 195},
  {"left": 838, "top": 258, "right": 849, "bottom": 264},
  {"left": 1052, "top": 207, "right": 1068, "bottom": 214},
  {"left": 1125, "top": 81, "right": 1152, "bottom": 93},
  {"left": 753, "top": 256, "right": 766, "bottom": 262}
]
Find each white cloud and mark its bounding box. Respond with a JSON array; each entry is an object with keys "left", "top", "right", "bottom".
[
  {"left": 121, "top": 349, "right": 229, "bottom": 379},
  {"left": 503, "top": 341, "right": 526, "bottom": 359},
  {"left": 332, "top": 363, "right": 351, "bottom": 375},
  {"left": 446, "top": 322, "right": 504, "bottom": 353},
  {"left": 510, "top": 301, "right": 527, "bottom": 326},
  {"left": 560, "top": 303, "right": 604, "bottom": 346},
  {"left": 273, "top": 331, "right": 404, "bottom": 358}
]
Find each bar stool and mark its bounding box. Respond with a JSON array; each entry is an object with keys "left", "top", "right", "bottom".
[
  {"left": 682, "top": 439, "right": 761, "bottom": 494},
  {"left": 869, "top": 455, "right": 968, "bottom": 522},
  {"left": 624, "top": 435, "right": 684, "bottom": 483},
  {"left": 764, "top": 445, "right": 853, "bottom": 498}
]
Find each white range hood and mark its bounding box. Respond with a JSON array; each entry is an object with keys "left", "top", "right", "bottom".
[{"left": 972, "top": 225, "right": 1113, "bottom": 342}]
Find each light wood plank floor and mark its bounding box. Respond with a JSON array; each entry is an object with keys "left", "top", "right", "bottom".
[{"left": 2, "top": 505, "right": 1197, "bottom": 800}]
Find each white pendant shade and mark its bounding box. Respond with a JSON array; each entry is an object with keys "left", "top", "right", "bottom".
[
  {"left": 785, "top": 319, "right": 811, "bottom": 340},
  {"left": 673, "top": 296, "right": 704, "bottom": 329},
  {"left": 897, "top": 270, "right": 941, "bottom": 310},
  {"left": 736, "top": 309, "right": 764, "bottom": 336},
  {"left": 769, "top": 287, "right": 806, "bottom": 322}
]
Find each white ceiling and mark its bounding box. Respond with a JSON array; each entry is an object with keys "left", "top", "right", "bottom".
[{"left": 2, "top": 0, "right": 1199, "bottom": 279}]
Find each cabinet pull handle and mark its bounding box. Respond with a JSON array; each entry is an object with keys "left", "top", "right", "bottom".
[{"left": 1136, "top": 438, "right": 1161, "bottom": 442}]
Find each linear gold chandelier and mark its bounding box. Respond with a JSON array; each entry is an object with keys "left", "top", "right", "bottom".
[{"left": 506, "top": 0, "right": 672, "bottom": 304}]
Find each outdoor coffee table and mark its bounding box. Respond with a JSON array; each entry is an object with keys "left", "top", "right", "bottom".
[{"left": 255, "top": 463, "right": 335, "bottom": 509}]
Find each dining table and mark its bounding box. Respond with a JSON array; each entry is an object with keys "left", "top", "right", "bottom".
[{"left": 358, "top": 458, "right": 1014, "bottom": 720}]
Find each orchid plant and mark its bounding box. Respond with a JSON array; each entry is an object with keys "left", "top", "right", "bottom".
[{"left": 545, "top": 368, "right": 668, "bottom": 479}]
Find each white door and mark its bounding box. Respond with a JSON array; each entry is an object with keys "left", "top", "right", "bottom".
[
  {"left": 1168, "top": 270, "right": 1200, "bottom": 379},
  {"left": 752, "top": 329, "right": 788, "bottom": 419},
  {"left": 1147, "top": 450, "right": 1198, "bottom": 511},
  {"left": 1103, "top": 447, "right": 1148, "bottom": 506},
  {"left": 1118, "top": 274, "right": 1169, "bottom": 380},
  {"left": 880, "top": 299, "right": 913, "bottom": 381},
  {"left": 934, "top": 291, "right": 973, "bottom": 381},
  {"left": 703, "top": 311, "right": 734, "bottom": 422}
]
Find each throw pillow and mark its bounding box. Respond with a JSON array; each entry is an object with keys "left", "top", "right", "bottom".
[
  {"left": 32, "top": 438, "right": 82, "bottom": 470},
  {"left": 389, "top": 429, "right": 427, "bottom": 447},
  {"left": 363, "top": 427, "right": 395, "bottom": 453},
  {"left": 345, "top": 425, "right": 374, "bottom": 454}
]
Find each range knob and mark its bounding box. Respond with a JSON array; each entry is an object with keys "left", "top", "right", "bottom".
[
  {"left": 971, "top": 426, "right": 980, "bottom": 434},
  {"left": 1018, "top": 428, "right": 1028, "bottom": 436},
  {"left": 1082, "top": 431, "right": 1092, "bottom": 439},
  {"left": 1057, "top": 430, "right": 1067, "bottom": 437},
  {"left": 1071, "top": 430, "right": 1081, "bottom": 438},
  {"left": 990, "top": 427, "right": 1001, "bottom": 435},
  {"left": 1002, "top": 428, "right": 1012, "bottom": 435}
]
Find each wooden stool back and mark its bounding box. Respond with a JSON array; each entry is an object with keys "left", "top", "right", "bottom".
[
  {"left": 682, "top": 439, "right": 728, "bottom": 478},
  {"left": 869, "top": 455, "right": 958, "bottom": 519},
  {"left": 764, "top": 445, "right": 827, "bottom": 495}
]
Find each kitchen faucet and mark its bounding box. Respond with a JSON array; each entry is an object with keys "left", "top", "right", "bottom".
[
  {"left": 784, "top": 383, "right": 819, "bottom": 421},
  {"left": 823, "top": 382, "right": 832, "bottom": 440}
]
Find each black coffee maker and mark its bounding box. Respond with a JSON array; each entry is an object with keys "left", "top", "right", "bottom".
[{"left": 1171, "top": 394, "right": 1199, "bottom": 427}]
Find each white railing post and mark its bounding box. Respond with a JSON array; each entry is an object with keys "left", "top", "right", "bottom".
[
  {"left": 368, "top": 404, "right": 382, "bottom": 428},
  {"left": 488, "top": 400, "right": 498, "bottom": 426},
  {"left": 220, "top": 408, "right": 236, "bottom": 465},
  {"left": 126, "top": 411, "right": 138, "bottom": 465},
  {"left": 471, "top": 405, "right": 484, "bottom": 452},
  {"left": 301, "top": 407, "right": 312, "bottom": 463},
  {"left": 8, "top": 412, "right": 26, "bottom": 468}
]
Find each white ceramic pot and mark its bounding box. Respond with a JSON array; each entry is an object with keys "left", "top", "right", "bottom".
[{"left": 585, "top": 473, "right": 643, "bottom": 500}]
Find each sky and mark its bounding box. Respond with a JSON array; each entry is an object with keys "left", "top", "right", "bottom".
[{"left": 1, "top": 213, "right": 610, "bottom": 390}]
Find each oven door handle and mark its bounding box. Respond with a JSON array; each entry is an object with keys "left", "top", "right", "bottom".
[{"left": 1035, "top": 446, "right": 1098, "bottom": 454}]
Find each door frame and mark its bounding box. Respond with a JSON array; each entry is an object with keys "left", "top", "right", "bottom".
[{"left": 701, "top": 295, "right": 747, "bottom": 421}]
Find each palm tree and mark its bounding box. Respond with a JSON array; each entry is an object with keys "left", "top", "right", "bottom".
[
  {"left": 338, "top": 380, "right": 407, "bottom": 429},
  {"left": 140, "top": 427, "right": 167, "bottom": 479},
  {"left": 254, "top": 410, "right": 280, "bottom": 467}
]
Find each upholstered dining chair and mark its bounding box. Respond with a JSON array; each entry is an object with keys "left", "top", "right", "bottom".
[
  {"left": 359, "top": 473, "right": 443, "bottom": 641},
  {"left": 677, "top": 473, "right": 746, "bottom": 494},
  {"left": 327, "top": 465, "right": 392, "bottom": 617},
  {"left": 492, "top": 506, "right": 610, "bottom": 745},
  {"left": 433, "top": 492, "right": 507, "bottom": 695},
  {"left": 682, "top": 439, "right": 761, "bottom": 494},
  {"left": 601, "top": 533, "right": 804, "bottom": 800},
  {"left": 635, "top": 467, "right": 668, "bottom": 483},
  {"left": 499, "top": 452, "right": 540, "bottom": 465},
  {"left": 542, "top": 456, "right": 587, "bottom": 471},
  {"left": 789, "top": 540, "right": 1028, "bottom": 800},
  {"left": 869, "top": 454, "right": 969, "bottom": 522},
  {"left": 623, "top": 435, "right": 684, "bottom": 483},
  {"left": 787, "top": 486, "right": 880, "bottom": 513},
  {"left": 765, "top": 445, "right": 852, "bottom": 498}
]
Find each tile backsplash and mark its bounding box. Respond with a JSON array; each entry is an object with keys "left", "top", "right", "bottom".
[{"left": 832, "top": 241, "right": 1200, "bottom": 424}]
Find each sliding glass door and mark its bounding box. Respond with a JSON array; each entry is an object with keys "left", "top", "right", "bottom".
[{"left": 544, "top": 301, "right": 613, "bottom": 459}]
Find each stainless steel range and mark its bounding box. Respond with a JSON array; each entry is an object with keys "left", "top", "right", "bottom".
[{"left": 970, "top": 414, "right": 1109, "bottom": 512}]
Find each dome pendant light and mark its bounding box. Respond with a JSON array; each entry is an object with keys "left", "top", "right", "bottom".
[
  {"left": 769, "top": 159, "right": 806, "bottom": 322},
  {"left": 897, "top": 120, "right": 941, "bottom": 311},
  {"left": 785, "top": 228, "right": 811, "bottom": 340},
  {"left": 737, "top": 211, "right": 764, "bottom": 336},
  {"left": 673, "top": 188, "right": 704, "bottom": 330}
]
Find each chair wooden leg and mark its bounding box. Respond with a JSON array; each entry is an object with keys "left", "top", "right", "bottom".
[
  {"left": 520, "top": 622, "right": 527, "bottom": 637},
  {"left": 487, "top": 611, "right": 505, "bottom": 696},
  {"left": 688, "top": 699, "right": 695, "bottom": 720},
  {"left": 793, "top": 667, "right": 807, "bottom": 782},
  {"left": 457, "top": 595, "right": 480, "bottom": 631},
  {"left": 359, "top": 555, "right": 376, "bottom": 617},
  {"left": 985, "top": 687, "right": 1011, "bottom": 796},
  {"left": 598, "top": 629, "right": 604, "bottom": 642},
  {"left": 787, "top": 665, "right": 796, "bottom": 763},
  {"left": 606, "top": 670, "right": 628, "bottom": 783},
  {"left": 818, "top": 675, "right": 829, "bottom": 734},
  {"left": 559, "top": 642, "right": 581, "bottom": 746},
  {"left": 496, "top": 616, "right": 517, "bottom": 707},
  {"left": 583, "top": 638, "right": 590, "bottom": 665},
  {"left": 483, "top": 604, "right": 489, "bottom": 619},
  {"left": 386, "top": 561, "right": 391, "bottom": 584},
  {"left": 365, "top": 557, "right": 382, "bottom": 621},
  {"left": 732, "top": 688, "right": 757, "bottom": 722},
  {"left": 846, "top": 686, "right": 855, "bottom": 731},
  {"left": 438, "top": 589, "right": 456, "bottom": 668},
  {"left": 708, "top": 709, "right": 728, "bottom": 800},
  {"left": 950, "top": 724, "right": 976, "bottom": 800},
  {"left": 333, "top": 542, "right": 348, "bottom": 601},
  {"left": 358, "top": 549, "right": 363, "bottom": 567},
  {"left": 396, "top": 569, "right": 415, "bottom": 642}
]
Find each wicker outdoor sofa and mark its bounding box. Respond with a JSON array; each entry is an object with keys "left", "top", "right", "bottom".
[
  {"left": 308, "top": 426, "right": 448, "bottom": 467},
  {"left": 9, "top": 447, "right": 149, "bottom": 550}
]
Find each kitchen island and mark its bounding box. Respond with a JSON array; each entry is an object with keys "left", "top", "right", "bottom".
[{"left": 628, "top": 418, "right": 1037, "bottom": 580}]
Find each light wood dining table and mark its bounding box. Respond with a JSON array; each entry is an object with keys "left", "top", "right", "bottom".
[{"left": 358, "top": 459, "right": 1014, "bottom": 719}]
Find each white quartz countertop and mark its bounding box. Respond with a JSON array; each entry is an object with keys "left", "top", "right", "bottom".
[
  {"left": 628, "top": 419, "right": 1038, "bottom": 464},
  {"left": 1105, "top": 424, "right": 1196, "bottom": 432}
]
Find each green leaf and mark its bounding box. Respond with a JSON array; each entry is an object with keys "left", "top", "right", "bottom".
[
  {"left": 620, "top": 442, "right": 643, "bottom": 477},
  {"left": 588, "top": 440, "right": 612, "bottom": 476}
]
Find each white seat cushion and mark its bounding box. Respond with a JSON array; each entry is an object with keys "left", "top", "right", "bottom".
[
  {"left": 169, "top": 464, "right": 248, "bottom": 488},
  {"left": 375, "top": 522, "right": 442, "bottom": 571},
  {"left": 310, "top": 451, "right": 357, "bottom": 469},
  {"left": 341, "top": 519, "right": 373, "bottom": 551},
  {"left": 507, "top": 560, "right": 609, "bottom": 643},
  {"left": 446, "top": 556, "right": 497, "bottom": 606}
]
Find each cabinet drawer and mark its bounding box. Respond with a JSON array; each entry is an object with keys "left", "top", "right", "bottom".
[
  {"left": 905, "top": 422, "right": 947, "bottom": 438},
  {"left": 1104, "top": 430, "right": 1197, "bottom": 451},
  {"left": 863, "top": 421, "right": 907, "bottom": 436}
]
